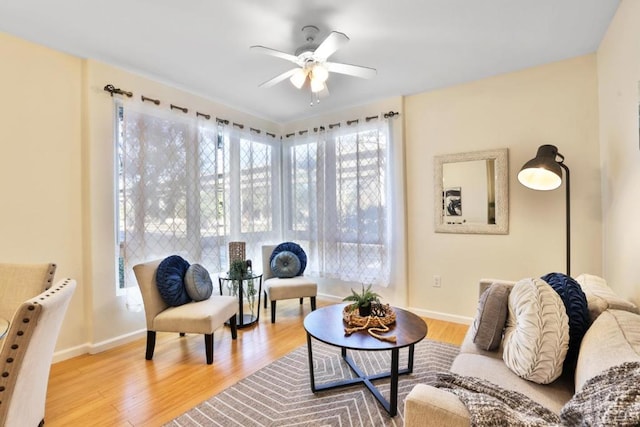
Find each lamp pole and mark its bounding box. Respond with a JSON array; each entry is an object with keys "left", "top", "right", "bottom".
[
  {"left": 559, "top": 162, "right": 570, "bottom": 276},
  {"left": 518, "top": 144, "right": 571, "bottom": 276}
]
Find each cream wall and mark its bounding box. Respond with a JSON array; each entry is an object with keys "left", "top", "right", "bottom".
[
  {"left": 0, "top": 32, "right": 86, "bottom": 350},
  {"left": 405, "top": 55, "right": 602, "bottom": 321},
  {"left": 597, "top": 0, "right": 640, "bottom": 305}
]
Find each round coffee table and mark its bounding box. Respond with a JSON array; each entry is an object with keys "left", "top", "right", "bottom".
[{"left": 303, "top": 303, "right": 428, "bottom": 416}]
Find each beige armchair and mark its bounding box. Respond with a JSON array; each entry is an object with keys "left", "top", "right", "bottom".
[
  {"left": 0, "top": 262, "right": 56, "bottom": 322},
  {"left": 261, "top": 245, "right": 317, "bottom": 323},
  {"left": 133, "top": 260, "right": 238, "bottom": 364},
  {"left": 0, "top": 278, "right": 76, "bottom": 427}
]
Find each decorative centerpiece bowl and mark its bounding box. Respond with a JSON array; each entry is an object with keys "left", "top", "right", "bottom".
[{"left": 343, "top": 303, "right": 396, "bottom": 328}]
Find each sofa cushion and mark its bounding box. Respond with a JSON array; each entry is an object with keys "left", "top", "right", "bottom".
[
  {"left": 184, "top": 264, "right": 213, "bottom": 301},
  {"left": 270, "top": 242, "right": 307, "bottom": 276},
  {"left": 451, "top": 353, "right": 574, "bottom": 414},
  {"left": 472, "top": 282, "right": 510, "bottom": 351},
  {"left": 503, "top": 278, "right": 569, "bottom": 384},
  {"left": 270, "top": 251, "right": 301, "bottom": 278},
  {"left": 541, "top": 273, "right": 590, "bottom": 372},
  {"left": 156, "top": 255, "right": 192, "bottom": 307},
  {"left": 575, "top": 309, "right": 640, "bottom": 392},
  {"left": 575, "top": 273, "right": 640, "bottom": 322}
]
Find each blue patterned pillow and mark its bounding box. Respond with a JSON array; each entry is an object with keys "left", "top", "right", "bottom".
[
  {"left": 156, "top": 255, "right": 192, "bottom": 306},
  {"left": 270, "top": 242, "right": 307, "bottom": 276},
  {"left": 184, "top": 264, "right": 213, "bottom": 301},
  {"left": 541, "top": 272, "right": 590, "bottom": 371},
  {"left": 271, "top": 251, "right": 301, "bottom": 278}
]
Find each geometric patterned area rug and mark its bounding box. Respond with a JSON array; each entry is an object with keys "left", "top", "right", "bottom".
[{"left": 165, "top": 338, "right": 459, "bottom": 427}]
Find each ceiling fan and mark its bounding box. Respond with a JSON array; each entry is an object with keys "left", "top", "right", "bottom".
[{"left": 250, "top": 25, "right": 376, "bottom": 104}]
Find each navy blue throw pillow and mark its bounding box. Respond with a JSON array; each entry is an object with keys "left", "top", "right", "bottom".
[
  {"left": 156, "top": 255, "right": 192, "bottom": 306},
  {"left": 541, "top": 272, "right": 590, "bottom": 371},
  {"left": 270, "top": 242, "right": 307, "bottom": 276}
]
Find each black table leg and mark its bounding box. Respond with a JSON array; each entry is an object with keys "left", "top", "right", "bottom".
[
  {"left": 389, "top": 348, "right": 399, "bottom": 416},
  {"left": 306, "top": 337, "right": 412, "bottom": 417},
  {"left": 307, "top": 333, "right": 316, "bottom": 392},
  {"left": 408, "top": 343, "right": 415, "bottom": 373}
]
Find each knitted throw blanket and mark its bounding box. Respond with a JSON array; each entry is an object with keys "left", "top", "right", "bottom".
[{"left": 435, "top": 361, "right": 640, "bottom": 426}]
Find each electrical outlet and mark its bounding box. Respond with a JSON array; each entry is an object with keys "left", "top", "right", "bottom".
[{"left": 433, "top": 275, "right": 441, "bottom": 288}]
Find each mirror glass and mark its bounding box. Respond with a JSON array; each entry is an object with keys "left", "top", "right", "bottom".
[{"left": 435, "top": 148, "right": 508, "bottom": 234}]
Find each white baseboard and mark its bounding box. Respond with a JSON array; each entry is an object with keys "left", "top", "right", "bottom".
[
  {"left": 319, "top": 292, "right": 472, "bottom": 325},
  {"left": 407, "top": 307, "right": 473, "bottom": 325},
  {"left": 52, "top": 344, "right": 90, "bottom": 363},
  {"left": 52, "top": 328, "right": 146, "bottom": 363}
]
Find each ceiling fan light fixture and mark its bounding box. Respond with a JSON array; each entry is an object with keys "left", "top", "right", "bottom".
[
  {"left": 311, "top": 64, "right": 329, "bottom": 83},
  {"left": 290, "top": 68, "right": 307, "bottom": 89},
  {"left": 310, "top": 78, "right": 325, "bottom": 93}
]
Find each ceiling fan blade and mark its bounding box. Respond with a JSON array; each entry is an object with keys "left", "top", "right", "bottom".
[
  {"left": 250, "top": 45, "right": 299, "bottom": 64},
  {"left": 259, "top": 68, "right": 299, "bottom": 88},
  {"left": 325, "top": 62, "right": 377, "bottom": 79},
  {"left": 313, "top": 31, "right": 349, "bottom": 61}
]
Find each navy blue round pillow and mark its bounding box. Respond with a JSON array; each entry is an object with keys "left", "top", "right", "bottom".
[
  {"left": 156, "top": 255, "right": 192, "bottom": 306},
  {"left": 270, "top": 242, "right": 307, "bottom": 276},
  {"left": 541, "top": 272, "right": 589, "bottom": 370}
]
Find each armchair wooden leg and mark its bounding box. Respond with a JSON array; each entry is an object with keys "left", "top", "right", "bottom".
[
  {"left": 205, "top": 333, "right": 214, "bottom": 365},
  {"left": 145, "top": 330, "right": 156, "bottom": 360},
  {"left": 264, "top": 290, "right": 268, "bottom": 309},
  {"left": 271, "top": 300, "right": 277, "bottom": 323},
  {"left": 179, "top": 332, "right": 186, "bottom": 337},
  {"left": 311, "top": 296, "right": 317, "bottom": 311},
  {"left": 299, "top": 297, "right": 303, "bottom": 305},
  {"left": 229, "top": 315, "right": 238, "bottom": 339}
]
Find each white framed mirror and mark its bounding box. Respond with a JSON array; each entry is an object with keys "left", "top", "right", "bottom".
[{"left": 434, "top": 148, "right": 509, "bottom": 234}]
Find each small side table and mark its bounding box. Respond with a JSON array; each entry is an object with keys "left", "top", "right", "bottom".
[{"left": 218, "top": 272, "right": 263, "bottom": 328}]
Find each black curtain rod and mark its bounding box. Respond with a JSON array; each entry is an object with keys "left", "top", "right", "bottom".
[
  {"left": 287, "top": 110, "right": 400, "bottom": 137},
  {"left": 141, "top": 95, "right": 160, "bottom": 105},
  {"left": 170, "top": 104, "right": 188, "bottom": 114},
  {"left": 104, "top": 83, "right": 271, "bottom": 135},
  {"left": 104, "top": 84, "right": 132, "bottom": 98}
]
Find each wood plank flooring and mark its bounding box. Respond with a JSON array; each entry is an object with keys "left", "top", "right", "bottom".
[{"left": 45, "top": 298, "right": 468, "bottom": 426}]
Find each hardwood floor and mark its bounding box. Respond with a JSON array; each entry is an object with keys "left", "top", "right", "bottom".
[{"left": 45, "top": 298, "right": 468, "bottom": 426}]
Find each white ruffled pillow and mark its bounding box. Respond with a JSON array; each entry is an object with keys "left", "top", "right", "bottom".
[
  {"left": 575, "top": 273, "right": 640, "bottom": 322},
  {"left": 503, "top": 278, "right": 569, "bottom": 384}
]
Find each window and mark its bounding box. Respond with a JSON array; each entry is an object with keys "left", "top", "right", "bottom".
[
  {"left": 283, "top": 120, "right": 391, "bottom": 285},
  {"left": 115, "top": 103, "right": 280, "bottom": 289}
]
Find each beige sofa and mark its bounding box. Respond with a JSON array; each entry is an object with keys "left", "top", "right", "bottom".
[{"left": 404, "top": 277, "right": 640, "bottom": 426}]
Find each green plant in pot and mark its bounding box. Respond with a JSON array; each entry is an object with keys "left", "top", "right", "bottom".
[
  {"left": 343, "top": 284, "right": 381, "bottom": 317},
  {"left": 228, "top": 260, "right": 248, "bottom": 296}
]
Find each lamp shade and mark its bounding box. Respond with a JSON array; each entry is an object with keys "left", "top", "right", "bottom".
[
  {"left": 310, "top": 78, "right": 325, "bottom": 93},
  {"left": 311, "top": 64, "right": 329, "bottom": 83},
  {"left": 290, "top": 68, "right": 308, "bottom": 89},
  {"left": 517, "top": 145, "right": 563, "bottom": 191}
]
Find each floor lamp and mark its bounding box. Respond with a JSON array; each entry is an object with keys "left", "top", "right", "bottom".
[{"left": 517, "top": 144, "right": 571, "bottom": 276}]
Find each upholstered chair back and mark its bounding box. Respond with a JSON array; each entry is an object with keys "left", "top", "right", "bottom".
[
  {"left": 261, "top": 245, "right": 277, "bottom": 281},
  {"left": 132, "top": 259, "right": 168, "bottom": 330},
  {"left": 0, "top": 262, "right": 56, "bottom": 322},
  {"left": 0, "top": 278, "right": 76, "bottom": 427}
]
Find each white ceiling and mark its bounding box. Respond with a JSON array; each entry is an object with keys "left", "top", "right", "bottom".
[{"left": 0, "top": 0, "right": 619, "bottom": 124}]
